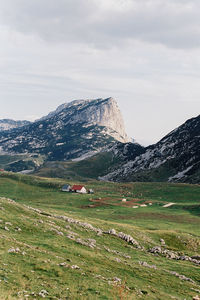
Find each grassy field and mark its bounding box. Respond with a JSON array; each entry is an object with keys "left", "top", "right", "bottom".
[{"left": 0, "top": 171, "right": 199, "bottom": 299}]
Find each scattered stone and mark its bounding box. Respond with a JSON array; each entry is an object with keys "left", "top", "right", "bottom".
[
  {"left": 193, "top": 296, "right": 200, "bottom": 300},
  {"left": 117, "top": 232, "right": 140, "bottom": 248},
  {"left": 75, "top": 238, "right": 96, "bottom": 248},
  {"left": 66, "top": 233, "right": 76, "bottom": 240},
  {"left": 160, "top": 239, "right": 165, "bottom": 246},
  {"left": 59, "top": 262, "right": 69, "bottom": 267},
  {"left": 191, "top": 256, "right": 200, "bottom": 261},
  {"left": 15, "top": 227, "right": 22, "bottom": 232},
  {"left": 149, "top": 246, "right": 162, "bottom": 254},
  {"left": 103, "top": 246, "right": 131, "bottom": 259},
  {"left": 191, "top": 288, "right": 200, "bottom": 294},
  {"left": 111, "top": 277, "right": 122, "bottom": 284},
  {"left": 55, "top": 215, "right": 103, "bottom": 235},
  {"left": 165, "top": 270, "right": 195, "bottom": 284},
  {"left": 139, "top": 261, "right": 157, "bottom": 269},
  {"left": 105, "top": 229, "right": 140, "bottom": 248},
  {"left": 68, "top": 231, "right": 78, "bottom": 236},
  {"left": 122, "top": 199, "right": 127, "bottom": 202},
  {"left": 38, "top": 290, "right": 49, "bottom": 298},
  {"left": 8, "top": 247, "right": 21, "bottom": 253},
  {"left": 71, "top": 265, "right": 80, "bottom": 269},
  {"left": 108, "top": 277, "right": 122, "bottom": 285},
  {"left": 51, "top": 228, "right": 64, "bottom": 236},
  {"left": 65, "top": 225, "right": 71, "bottom": 230},
  {"left": 5, "top": 222, "right": 12, "bottom": 226},
  {"left": 4, "top": 226, "right": 9, "bottom": 231},
  {"left": 149, "top": 246, "right": 200, "bottom": 265},
  {"left": 106, "top": 229, "right": 117, "bottom": 235},
  {"left": 114, "top": 258, "right": 121, "bottom": 263},
  {"left": 132, "top": 206, "right": 138, "bottom": 208}
]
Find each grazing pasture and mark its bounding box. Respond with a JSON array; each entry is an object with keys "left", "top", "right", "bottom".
[{"left": 0, "top": 172, "right": 199, "bottom": 299}]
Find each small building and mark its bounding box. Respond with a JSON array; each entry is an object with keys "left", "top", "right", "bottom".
[
  {"left": 88, "top": 189, "right": 94, "bottom": 194},
  {"left": 61, "top": 184, "right": 71, "bottom": 192},
  {"left": 71, "top": 185, "right": 87, "bottom": 194}
]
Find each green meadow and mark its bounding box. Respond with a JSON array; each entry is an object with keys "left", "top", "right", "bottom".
[{"left": 0, "top": 172, "right": 199, "bottom": 299}]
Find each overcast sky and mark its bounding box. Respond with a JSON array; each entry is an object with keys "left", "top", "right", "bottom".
[{"left": 0, "top": 0, "right": 200, "bottom": 145}]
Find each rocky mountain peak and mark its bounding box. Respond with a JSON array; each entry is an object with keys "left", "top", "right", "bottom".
[
  {"left": 0, "top": 97, "right": 131, "bottom": 161},
  {"left": 39, "top": 97, "right": 130, "bottom": 143}
]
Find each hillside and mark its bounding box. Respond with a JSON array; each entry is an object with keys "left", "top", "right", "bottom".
[
  {"left": 34, "top": 142, "right": 145, "bottom": 180},
  {"left": 102, "top": 115, "right": 200, "bottom": 184},
  {"left": 0, "top": 172, "right": 199, "bottom": 299}
]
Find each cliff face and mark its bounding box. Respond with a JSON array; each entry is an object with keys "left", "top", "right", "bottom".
[
  {"left": 0, "top": 98, "right": 130, "bottom": 161},
  {"left": 39, "top": 98, "right": 130, "bottom": 143}
]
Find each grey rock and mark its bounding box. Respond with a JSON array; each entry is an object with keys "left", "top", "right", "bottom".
[
  {"left": 38, "top": 290, "right": 49, "bottom": 298},
  {"left": 139, "top": 261, "right": 157, "bottom": 269}
]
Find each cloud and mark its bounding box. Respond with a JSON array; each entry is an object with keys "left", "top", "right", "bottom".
[
  {"left": 0, "top": 0, "right": 200, "bottom": 145},
  {"left": 0, "top": 0, "right": 200, "bottom": 49}
]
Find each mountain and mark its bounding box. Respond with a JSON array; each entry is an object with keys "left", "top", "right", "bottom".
[
  {"left": 34, "top": 142, "right": 145, "bottom": 180},
  {"left": 102, "top": 115, "right": 200, "bottom": 184},
  {"left": 0, "top": 119, "right": 30, "bottom": 132},
  {"left": 0, "top": 98, "right": 130, "bottom": 164}
]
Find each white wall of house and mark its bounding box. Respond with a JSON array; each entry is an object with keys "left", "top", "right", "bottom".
[{"left": 77, "top": 187, "right": 87, "bottom": 194}]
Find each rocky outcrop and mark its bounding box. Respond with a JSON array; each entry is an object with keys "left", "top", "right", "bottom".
[{"left": 39, "top": 97, "right": 130, "bottom": 143}]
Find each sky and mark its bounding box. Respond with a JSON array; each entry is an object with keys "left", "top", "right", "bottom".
[{"left": 0, "top": 0, "right": 200, "bottom": 145}]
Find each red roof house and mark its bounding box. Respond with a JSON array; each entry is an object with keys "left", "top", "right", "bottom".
[{"left": 71, "top": 185, "right": 87, "bottom": 194}]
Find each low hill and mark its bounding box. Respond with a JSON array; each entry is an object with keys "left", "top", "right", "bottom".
[{"left": 0, "top": 172, "right": 199, "bottom": 299}]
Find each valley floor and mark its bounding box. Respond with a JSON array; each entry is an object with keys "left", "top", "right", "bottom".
[{"left": 0, "top": 172, "right": 199, "bottom": 299}]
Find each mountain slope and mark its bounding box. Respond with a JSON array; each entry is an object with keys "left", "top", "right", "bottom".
[
  {"left": 0, "top": 119, "right": 30, "bottom": 132},
  {"left": 34, "top": 142, "right": 145, "bottom": 180},
  {"left": 0, "top": 98, "right": 130, "bottom": 162},
  {"left": 102, "top": 115, "right": 200, "bottom": 183}
]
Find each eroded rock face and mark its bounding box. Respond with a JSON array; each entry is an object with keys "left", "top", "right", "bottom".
[
  {"left": 39, "top": 97, "right": 130, "bottom": 143},
  {"left": 0, "top": 98, "right": 130, "bottom": 160}
]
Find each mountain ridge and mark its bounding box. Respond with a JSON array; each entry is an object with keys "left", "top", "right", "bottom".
[
  {"left": 101, "top": 114, "right": 200, "bottom": 183},
  {"left": 0, "top": 119, "right": 31, "bottom": 132}
]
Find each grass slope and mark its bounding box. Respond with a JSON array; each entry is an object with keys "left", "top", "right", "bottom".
[
  {"left": 0, "top": 172, "right": 199, "bottom": 299},
  {"left": 34, "top": 152, "right": 121, "bottom": 180},
  {"left": 0, "top": 154, "right": 45, "bottom": 173}
]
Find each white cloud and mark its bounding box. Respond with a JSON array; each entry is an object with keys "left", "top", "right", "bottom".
[
  {"left": 1, "top": 0, "right": 200, "bottom": 48},
  {"left": 0, "top": 0, "right": 200, "bottom": 145}
]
